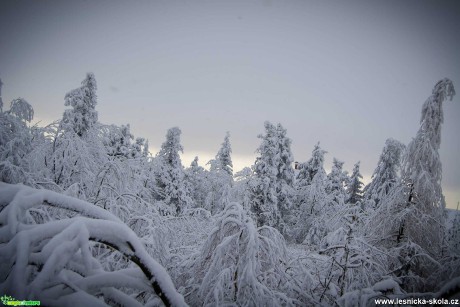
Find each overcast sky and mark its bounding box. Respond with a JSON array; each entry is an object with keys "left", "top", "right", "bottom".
[{"left": 1, "top": 0, "right": 459, "bottom": 208}]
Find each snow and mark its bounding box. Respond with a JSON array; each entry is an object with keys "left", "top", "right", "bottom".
[
  {"left": 0, "top": 182, "right": 186, "bottom": 307},
  {"left": 372, "top": 278, "right": 402, "bottom": 294},
  {"left": 0, "top": 76, "right": 458, "bottom": 306}
]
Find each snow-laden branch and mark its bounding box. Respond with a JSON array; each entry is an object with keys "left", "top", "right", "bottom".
[{"left": 0, "top": 182, "right": 186, "bottom": 307}]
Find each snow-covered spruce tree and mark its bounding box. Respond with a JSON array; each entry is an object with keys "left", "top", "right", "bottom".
[
  {"left": 291, "top": 144, "right": 329, "bottom": 243},
  {"left": 295, "top": 143, "right": 327, "bottom": 208},
  {"left": 233, "top": 167, "right": 254, "bottom": 211},
  {"left": 363, "top": 138, "right": 405, "bottom": 209},
  {"left": 204, "top": 132, "right": 234, "bottom": 214},
  {"left": 153, "top": 127, "right": 192, "bottom": 216},
  {"left": 398, "top": 78, "right": 455, "bottom": 255},
  {"left": 275, "top": 123, "right": 296, "bottom": 227},
  {"left": 62, "top": 73, "right": 98, "bottom": 138},
  {"left": 346, "top": 162, "right": 363, "bottom": 205},
  {"left": 103, "top": 124, "right": 135, "bottom": 158},
  {"left": 213, "top": 131, "right": 233, "bottom": 177},
  {"left": 299, "top": 170, "right": 330, "bottom": 246},
  {"left": 0, "top": 98, "right": 34, "bottom": 184},
  {"left": 368, "top": 79, "right": 455, "bottom": 292},
  {"left": 183, "top": 202, "right": 312, "bottom": 306},
  {"left": 185, "top": 156, "right": 210, "bottom": 208},
  {"left": 249, "top": 121, "right": 295, "bottom": 231},
  {"left": 295, "top": 143, "right": 326, "bottom": 189},
  {"left": 0, "top": 182, "right": 186, "bottom": 307},
  {"left": 326, "top": 158, "right": 348, "bottom": 207}
]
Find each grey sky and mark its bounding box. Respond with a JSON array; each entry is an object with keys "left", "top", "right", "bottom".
[{"left": 1, "top": 0, "right": 459, "bottom": 208}]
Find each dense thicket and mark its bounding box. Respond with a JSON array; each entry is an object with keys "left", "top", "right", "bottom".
[{"left": 0, "top": 75, "right": 458, "bottom": 306}]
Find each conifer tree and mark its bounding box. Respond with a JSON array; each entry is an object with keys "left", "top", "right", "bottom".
[
  {"left": 204, "top": 132, "right": 234, "bottom": 213},
  {"left": 0, "top": 97, "right": 34, "bottom": 183},
  {"left": 249, "top": 121, "right": 294, "bottom": 230},
  {"left": 296, "top": 143, "right": 326, "bottom": 188},
  {"left": 275, "top": 123, "right": 296, "bottom": 226},
  {"left": 62, "top": 73, "right": 98, "bottom": 137},
  {"left": 346, "top": 162, "right": 363, "bottom": 204},
  {"left": 295, "top": 143, "right": 327, "bottom": 209},
  {"left": 295, "top": 162, "right": 329, "bottom": 244},
  {"left": 214, "top": 131, "right": 233, "bottom": 176},
  {"left": 185, "top": 156, "right": 208, "bottom": 208},
  {"left": 326, "top": 158, "right": 348, "bottom": 206},
  {"left": 154, "top": 127, "right": 192, "bottom": 215},
  {"left": 363, "top": 138, "right": 405, "bottom": 208},
  {"left": 397, "top": 79, "right": 455, "bottom": 256},
  {"left": 368, "top": 79, "right": 455, "bottom": 291}
]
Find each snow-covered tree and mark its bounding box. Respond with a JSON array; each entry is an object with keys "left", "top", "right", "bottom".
[
  {"left": 28, "top": 121, "right": 106, "bottom": 198},
  {"left": 296, "top": 143, "right": 326, "bottom": 189},
  {"left": 102, "top": 124, "right": 149, "bottom": 159},
  {"left": 185, "top": 156, "right": 209, "bottom": 208},
  {"left": 363, "top": 138, "right": 405, "bottom": 208},
  {"left": 8, "top": 98, "right": 34, "bottom": 122},
  {"left": 368, "top": 79, "right": 455, "bottom": 291},
  {"left": 203, "top": 132, "right": 234, "bottom": 214},
  {"left": 249, "top": 121, "right": 295, "bottom": 231},
  {"left": 154, "top": 127, "right": 192, "bottom": 215},
  {"left": 213, "top": 131, "right": 233, "bottom": 176},
  {"left": 326, "top": 158, "right": 348, "bottom": 207},
  {"left": 0, "top": 98, "right": 34, "bottom": 184},
  {"left": 346, "top": 162, "right": 363, "bottom": 204},
  {"left": 294, "top": 162, "right": 330, "bottom": 244},
  {"left": 62, "top": 73, "right": 98, "bottom": 138},
  {"left": 104, "top": 124, "right": 134, "bottom": 158},
  {"left": 296, "top": 143, "right": 327, "bottom": 207},
  {"left": 183, "top": 202, "right": 310, "bottom": 306},
  {"left": 395, "top": 78, "right": 455, "bottom": 257},
  {"left": 276, "top": 123, "right": 296, "bottom": 225},
  {"left": 316, "top": 206, "right": 388, "bottom": 301},
  {"left": 233, "top": 167, "right": 254, "bottom": 211}
]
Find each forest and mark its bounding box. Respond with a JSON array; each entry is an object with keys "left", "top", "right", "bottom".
[{"left": 0, "top": 74, "right": 459, "bottom": 306}]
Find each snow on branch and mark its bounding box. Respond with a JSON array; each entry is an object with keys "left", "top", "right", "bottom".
[{"left": 0, "top": 182, "right": 186, "bottom": 307}]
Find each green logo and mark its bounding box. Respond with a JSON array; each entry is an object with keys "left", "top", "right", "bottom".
[{"left": 1, "top": 295, "right": 40, "bottom": 306}]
